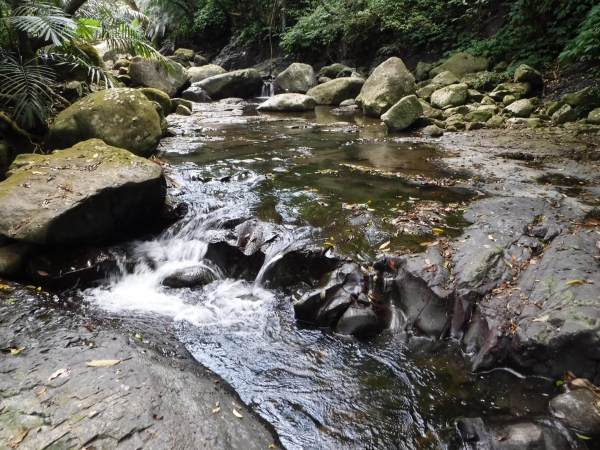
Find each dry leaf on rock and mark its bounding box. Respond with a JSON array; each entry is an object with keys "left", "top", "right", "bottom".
[
  {"left": 212, "top": 407, "right": 220, "bottom": 414},
  {"left": 233, "top": 409, "right": 243, "bottom": 419},
  {"left": 565, "top": 280, "right": 583, "bottom": 286},
  {"left": 85, "top": 359, "right": 121, "bottom": 367},
  {"left": 8, "top": 428, "right": 28, "bottom": 448},
  {"left": 153, "top": 414, "right": 163, "bottom": 420},
  {"left": 48, "top": 367, "right": 70, "bottom": 382},
  {"left": 36, "top": 388, "right": 46, "bottom": 396},
  {"left": 10, "top": 348, "right": 25, "bottom": 355}
]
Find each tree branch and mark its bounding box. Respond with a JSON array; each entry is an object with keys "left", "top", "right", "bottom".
[{"left": 62, "top": 0, "right": 89, "bottom": 17}]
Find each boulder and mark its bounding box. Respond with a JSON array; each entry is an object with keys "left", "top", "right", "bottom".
[
  {"left": 550, "top": 389, "right": 600, "bottom": 436},
  {"left": 493, "top": 61, "right": 509, "bottom": 72},
  {"left": 182, "top": 86, "right": 212, "bottom": 103},
  {"left": 588, "top": 108, "right": 600, "bottom": 125},
  {"left": 317, "top": 63, "right": 349, "bottom": 79},
  {"left": 318, "top": 76, "right": 331, "bottom": 84},
  {"left": 490, "top": 82, "right": 532, "bottom": 101},
  {"left": 502, "top": 94, "right": 520, "bottom": 106},
  {"left": 129, "top": 57, "right": 190, "bottom": 98},
  {"left": 381, "top": 95, "right": 423, "bottom": 131},
  {"left": 148, "top": 101, "right": 168, "bottom": 136},
  {"left": 194, "top": 69, "right": 263, "bottom": 99},
  {"left": 187, "top": 64, "right": 227, "bottom": 84},
  {"left": 505, "top": 98, "right": 534, "bottom": 118},
  {"left": 173, "top": 48, "right": 196, "bottom": 62},
  {"left": 562, "top": 87, "right": 600, "bottom": 109},
  {"left": 334, "top": 305, "right": 382, "bottom": 336},
  {"left": 552, "top": 104, "right": 578, "bottom": 125},
  {"left": 48, "top": 88, "right": 162, "bottom": 157},
  {"left": 467, "top": 89, "right": 484, "bottom": 102},
  {"left": 175, "top": 104, "right": 192, "bottom": 116},
  {"left": 514, "top": 64, "right": 543, "bottom": 87},
  {"left": 171, "top": 98, "right": 193, "bottom": 113},
  {"left": 194, "top": 54, "right": 208, "bottom": 67},
  {"left": 430, "top": 83, "right": 468, "bottom": 109},
  {"left": 465, "top": 109, "right": 493, "bottom": 123},
  {"left": 273, "top": 63, "right": 317, "bottom": 94},
  {"left": 546, "top": 101, "right": 566, "bottom": 116},
  {"left": 0, "top": 242, "right": 37, "bottom": 276},
  {"left": 306, "top": 78, "right": 365, "bottom": 105},
  {"left": 416, "top": 83, "right": 442, "bottom": 100},
  {"left": 257, "top": 94, "right": 316, "bottom": 112},
  {"left": 429, "top": 52, "right": 489, "bottom": 79},
  {"left": 414, "top": 61, "right": 436, "bottom": 81},
  {"left": 430, "top": 70, "right": 459, "bottom": 87},
  {"left": 57, "top": 80, "right": 84, "bottom": 103},
  {"left": 140, "top": 87, "right": 172, "bottom": 117},
  {"left": 356, "top": 57, "right": 416, "bottom": 117},
  {"left": 0, "top": 139, "right": 165, "bottom": 245},
  {"left": 419, "top": 99, "right": 443, "bottom": 120},
  {"left": 113, "top": 58, "right": 130, "bottom": 70},
  {"left": 422, "top": 125, "right": 444, "bottom": 137}
]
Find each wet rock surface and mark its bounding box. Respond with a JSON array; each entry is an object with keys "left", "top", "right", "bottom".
[{"left": 0, "top": 283, "right": 276, "bottom": 449}]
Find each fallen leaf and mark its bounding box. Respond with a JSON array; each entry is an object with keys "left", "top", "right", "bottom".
[
  {"left": 233, "top": 409, "right": 243, "bottom": 419},
  {"left": 10, "top": 348, "right": 25, "bottom": 355},
  {"left": 153, "top": 414, "right": 163, "bottom": 420},
  {"left": 379, "top": 240, "right": 391, "bottom": 250},
  {"left": 269, "top": 445, "right": 276, "bottom": 449},
  {"left": 324, "top": 242, "right": 334, "bottom": 248},
  {"left": 552, "top": 409, "right": 566, "bottom": 419},
  {"left": 496, "top": 433, "right": 509, "bottom": 441},
  {"left": 212, "top": 407, "right": 220, "bottom": 414},
  {"left": 36, "top": 388, "right": 46, "bottom": 396},
  {"left": 320, "top": 289, "right": 326, "bottom": 299},
  {"left": 8, "top": 428, "right": 28, "bottom": 448},
  {"left": 432, "top": 228, "right": 444, "bottom": 234},
  {"left": 215, "top": 401, "right": 220, "bottom": 407},
  {"left": 0, "top": 284, "right": 10, "bottom": 290},
  {"left": 566, "top": 280, "right": 584, "bottom": 286},
  {"left": 85, "top": 359, "right": 121, "bottom": 367},
  {"left": 48, "top": 367, "right": 70, "bottom": 382},
  {"left": 37, "top": 270, "right": 48, "bottom": 276},
  {"left": 488, "top": 234, "right": 496, "bottom": 241},
  {"left": 532, "top": 314, "right": 550, "bottom": 322},
  {"left": 576, "top": 433, "right": 592, "bottom": 440},
  {"left": 6, "top": 298, "right": 18, "bottom": 305},
  {"left": 232, "top": 402, "right": 242, "bottom": 410}
]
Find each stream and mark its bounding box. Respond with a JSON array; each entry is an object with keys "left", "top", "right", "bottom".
[{"left": 82, "top": 102, "right": 559, "bottom": 449}]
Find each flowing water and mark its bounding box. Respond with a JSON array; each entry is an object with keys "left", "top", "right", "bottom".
[{"left": 84, "top": 103, "right": 558, "bottom": 449}]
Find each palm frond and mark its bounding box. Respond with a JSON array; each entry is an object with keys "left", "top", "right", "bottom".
[
  {"left": 6, "top": 2, "right": 77, "bottom": 46},
  {"left": 0, "top": 51, "right": 55, "bottom": 128},
  {"left": 40, "top": 49, "right": 116, "bottom": 87}
]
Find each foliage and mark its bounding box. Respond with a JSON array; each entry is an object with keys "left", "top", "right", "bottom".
[{"left": 560, "top": 4, "right": 600, "bottom": 70}]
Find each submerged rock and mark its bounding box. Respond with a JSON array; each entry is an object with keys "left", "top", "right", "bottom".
[
  {"left": 306, "top": 78, "right": 365, "bottom": 106},
  {"left": 48, "top": 88, "right": 162, "bottom": 157},
  {"left": 194, "top": 69, "right": 263, "bottom": 99},
  {"left": 0, "top": 139, "right": 165, "bottom": 245},
  {"left": 274, "top": 62, "right": 317, "bottom": 94},
  {"left": 257, "top": 93, "right": 316, "bottom": 112},
  {"left": 356, "top": 57, "right": 416, "bottom": 117},
  {"left": 129, "top": 57, "right": 190, "bottom": 98}
]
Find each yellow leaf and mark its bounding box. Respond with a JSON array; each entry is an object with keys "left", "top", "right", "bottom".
[
  {"left": 432, "top": 228, "right": 444, "bottom": 234},
  {"left": 10, "top": 348, "right": 25, "bottom": 355},
  {"left": 379, "top": 240, "right": 391, "bottom": 250},
  {"left": 233, "top": 409, "right": 243, "bottom": 419},
  {"left": 576, "top": 433, "right": 592, "bottom": 440},
  {"left": 85, "top": 359, "right": 121, "bottom": 367},
  {"left": 269, "top": 445, "right": 276, "bottom": 449},
  {"left": 324, "top": 242, "right": 334, "bottom": 247},
  {"left": 566, "top": 280, "right": 584, "bottom": 286},
  {"left": 0, "top": 284, "right": 10, "bottom": 290}
]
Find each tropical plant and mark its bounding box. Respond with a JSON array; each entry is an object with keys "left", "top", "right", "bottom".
[{"left": 560, "top": 4, "right": 600, "bottom": 72}]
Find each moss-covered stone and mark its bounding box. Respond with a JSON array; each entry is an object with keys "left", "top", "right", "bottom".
[
  {"left": 48, "top": 88, "right": 162, "bottom": 157},
  {"left": 306, "top": 78, "right": 365, "bottom": 106},
  {"left": 381, "top": 94, "right": 423, "bottom": 131},
  {"left": 140, "top": 87, "right": 172, "bottom": 117},
  {"left": 562, "top": 87, "right": 600, "bottom": 109},
  {"left": 429, "top": 52, "right": 490, "bottom": 79},
  {"left": 0, "top": 139, "right": 165, "bottom": 245}
]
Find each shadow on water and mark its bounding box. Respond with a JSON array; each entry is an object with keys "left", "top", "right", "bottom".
[{"left": 83, "top": 105, "right": 562, "bottom": 449}]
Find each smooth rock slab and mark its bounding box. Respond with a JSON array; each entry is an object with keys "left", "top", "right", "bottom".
[
  {"left": 257, "top": 93, "right": 316, "bottom": 112},
  {"left": 0, "top": 139, "right": 165, "bottom": 245}
]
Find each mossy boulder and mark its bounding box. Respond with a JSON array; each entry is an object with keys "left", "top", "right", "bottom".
[
  {"left": 188, "top": 64, "right": 227, "bottom": 84},
  {"left": 485, "top": 115, "right": 505, "bottom": 128},
  {"left": 505, "top": 99, "right": 535, "bottom": 118},
  {"left": 356, "top": 57, "right": 416, "bottom": 117},
  {"left": 195, "top": 69, "right": 263, "bottom": 99},
  {"left": 588, "top": 108, "right": 600, "bottom": 125},
  {"left": 274, "top": 63, "right": 317, "bottom": 94},
  {"left": 489, "top": 82, "right": 532, "bottom": 101},
  {"left": 173, "top": 48, "right": 196, "bottom": 62},
  {"left": 48, "top": 88, "right": 162, "bottom": 158},
  {"left": 465, "top": 109, "right": 493, "bottom": 123},
  {"left": 414, "top": 61, "right": 437, "bottom": 81},
  {"left": 129, "top": 57, "right": 190, "bottom": 98},
  {"left": 306, "top": 78, "right": 365, "bottom": 105},
  {"left": 429, "top": 52, "right": 490, "bottom": 79},
  {"left": 431, "top": 71, "right": 459, "bottom": 87},
  {"left": 514, "top": 64, "right": 543, "bottom": 87},
  {"left": 257, "top": 94, "right": 316, "bottom": 112},
  {"left": 318, "top": 63, "right": 349, "bottom": 79},
  {"left": 381, "top": 95, "right": 423, "bottom": 131},
  {"left": 140, "top": 87, "right": 172, "bottom": 117},
  {"left": 171, "top": 98, "right": 193, "bottom": 113},
  {"left": 562, "top": 87, "right": 600, "bottom": 109},
  {"left": 430, "top": 83, "right": 468, "bottom": 109},
  {"left": 0, "top": 139, "right": 165, "bottom": 245},
  {"left": 552, "top": 104, "right": 578, "bottom": 125}
]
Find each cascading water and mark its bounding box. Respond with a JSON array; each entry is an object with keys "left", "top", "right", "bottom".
[
  {"left": 261, "top": 81, "right": 275, "bottom": 98},
  {"left": 83, "top": 107, "right": 556, "bottom": 449}
]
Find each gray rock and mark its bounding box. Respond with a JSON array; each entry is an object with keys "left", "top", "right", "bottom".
[
  {"left": 173, "top": 48, "right": 195, "bottom": 62},
  {"left": 318, "top": 76, "right": 332, "bottom": 84},
  {"left": 431, "top": 70, "right": 459, "bottom": 87},
  {"left": 546, "top": 101, "right": 566, "bottom": 116},
  {"left": 339, "top": 99, "right": 356, "bottom": 107},
  {"left": 188, "top": 64, "right": 227, "bottom": 84},
  {"left": 552, "top": 104, "right": 578, "bottom": 125},
  {"left": 416, "top": 83, "right": 442, "bottom": 100},
  {"left": 0, "top": 139, "right": 165, "bottom": 245},
  {"left": 506, "top": 98, "right": 535, "bottom": 118},
  {"left": 335, "top": 305, "right": 382, "bottom": 336},
  {"left": 550, "top": 389, "right": 600, "bottom": 436},
  {"left": 422, "top": 124, "right": 444, "bottom": 137},
  {"left": 129, "top": 57, "right": 190, "bottom": 98},
  {"left": 493, "top": 61, "right": 509, "bottom": 72},
  {"left": 274, "top": 62, "right": 317, "bottom": 94},
  {"left": 306, "top": 78, "right": 365, "bottom": 105},
  {"left": 176, "top": 104, "right": 192, "bottom": 116},
  {"left": 429, "top": 52, "right": 490, "bottom": 79},
  {"left": 414, "top": 61, "right": 436, "bottom": 81},
  {"left": 113, "top": 58, "right": 130, "bottom": 70},
  {"left": 317, "top": 63, "right": 349, "bottom": 79},
  {"left": 503, "top": 94, "right": 520, "bottom": 106},
  {"left": 490, "top": 82, "right": 532, "bottom": 101},
  {"left": 356, "top": 57, "right": 416, "bottom": 117},
  {"left": 195, "top": 69, "right": 263, "bottom": 99},
  {"left": 257, "top": 93, "right": 316, "bottom": 112},
  {"left": 381, "top": 94, "right": 423, "bottom": 131},
  {"left": 0, "top": 242, "right": 37, "bottom": 276},
  {"left": 163, "top": 265, "right": 218, "bottom": 288},
  {"left": 171, "top": 98, "right": 193, "bottom": 113},
  {"left": 485, "top": 115, "right": 505, "bottom": 129},
  {"left": 588, "top": 107, "right": 600, "bottom": 125},
  {"left": 48, "top": 88, "right": 162, "bottom": 157},
  {"left": 465, "top": 122, "right": 484, "bottom": 131},
  {"left": 182, "top": 86, "right": 212, "bottom": 103},
  {"left": 430, "top": 83, "right": 468, "bottom": 109},
  {"left": 467, "top": 89, "right": 484, "bottom": 102},
  {"left": 514, "top": 64, "right": 543, "bottom": 87},
  {"left": 419, "top": 99, "right": 443, "bottom": 119}
]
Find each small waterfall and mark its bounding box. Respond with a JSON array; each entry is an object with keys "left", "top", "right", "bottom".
[{"left": 261, "top": 81, "right": 275, "bottom": 98}]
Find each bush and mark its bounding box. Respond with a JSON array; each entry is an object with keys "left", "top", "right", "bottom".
[{"left": 560, "top": 4, "right": 600, "bottom": 70}]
